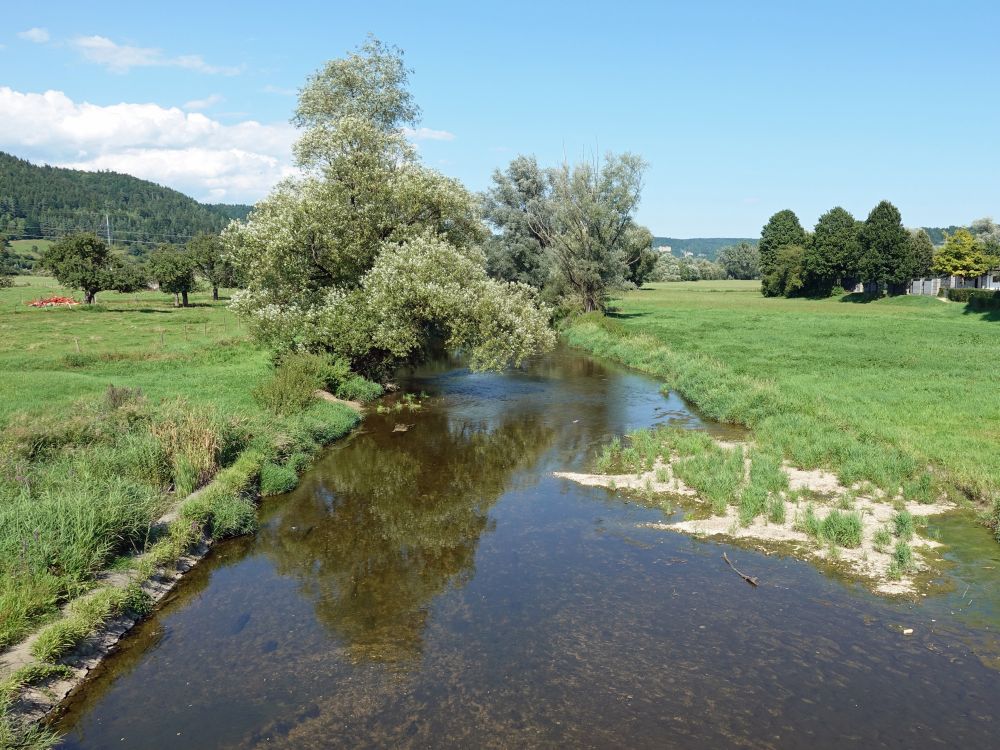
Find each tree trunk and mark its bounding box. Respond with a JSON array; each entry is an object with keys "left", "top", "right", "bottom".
[
  {"left": 181, "top": 290, "right": 189, "bottom": 307},
  {"left": 212, "top": 285, "right": 219, "bottom": 301},
  {"left": 173, "top": 292, "right": 180, "bottom": 307},
  {"left": 85, "top": 290, "right": 96, "bottom": 304}
]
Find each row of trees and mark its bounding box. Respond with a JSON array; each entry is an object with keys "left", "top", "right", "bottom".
[
  {"left": 481, "top": 154, "right": 656, "bottom": 312},
  {"left": 760, "top": 204, "right": 1000, "bottom": 298},
  {"left": 39, "top": 232, "right": 232, "bottom": 305},
  {"left": 759, "top": 202, "right": 935, "bottom": 297},
  {"left": 647, "top": 254, "right": 728, "bottom": 282}
]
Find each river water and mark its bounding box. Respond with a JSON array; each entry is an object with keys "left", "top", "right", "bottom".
[{"left": 55, "top": 348, "right": 999, "bottom": 748}]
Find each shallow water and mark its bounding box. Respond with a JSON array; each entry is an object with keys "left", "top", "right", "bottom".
[{"left": 56, "top": 348, "right": 999, "bottom": 749}]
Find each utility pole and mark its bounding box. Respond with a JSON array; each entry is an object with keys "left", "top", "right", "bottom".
[{"left": 105, "top": 213, "right": 112, "bottom": 246}]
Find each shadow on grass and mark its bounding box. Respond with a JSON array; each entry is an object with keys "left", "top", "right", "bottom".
[
  {"left": 606, "top": 311, "right": 650, "bottom": 320},
  {"left": 837, "top": 293, "right": 882, "bottom": 304},
  {"left": 961, "top": 305, "right": 1000, "bottom": 321}
]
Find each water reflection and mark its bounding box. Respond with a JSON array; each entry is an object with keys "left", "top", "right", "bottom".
[{"left": 260, "top": 409, "right": 555, "bottom": 662}]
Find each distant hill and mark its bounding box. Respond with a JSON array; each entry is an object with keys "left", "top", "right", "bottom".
[
  {"left": 919, "top": 226, "right": 964, "bottom": 245},
  {"left": 0, "top": 152, "right": 252, "bottom": 254},
  {"left": 653, "top": 237, "right": 756, "bottom": 260}
]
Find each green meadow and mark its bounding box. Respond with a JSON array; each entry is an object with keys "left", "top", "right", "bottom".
[
  {"left": 565, "top": 280, "right": 1000, "bottom": 532},
  {"left": 0, "top": 276, "right": 359, "bottom": 650}
]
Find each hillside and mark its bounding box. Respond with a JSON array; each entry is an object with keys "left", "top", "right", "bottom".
[
  {"left": 0, "top": 152, "right": 252, "bottom": 253},
  {"left": 653, "top": 237, "right": 756, "bottom": 260}
]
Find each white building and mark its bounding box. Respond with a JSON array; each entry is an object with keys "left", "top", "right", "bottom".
[{"left": 908, "top": 268, "right": 1000, "bottom": 296}]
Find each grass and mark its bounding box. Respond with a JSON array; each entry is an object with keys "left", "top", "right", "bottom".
[
  {"left": 0, "top": 276, "right": 360, "bottom": 650},
  {"left": 564, "top": 280, "right": 1000, "bottom": 539}
]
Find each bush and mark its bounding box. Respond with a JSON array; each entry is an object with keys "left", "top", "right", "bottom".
[
  {"left": 336, "top": 374, "right": 383, "bottom": 402},
  {"left": 945, "top": 288, "right": 1000, "bottom": 309},
  {"left": 254, "top": 352, "right": 382, "bottom": 414},
  {"left": 260, "top": 462, "right": 297, "bottom": 495}
]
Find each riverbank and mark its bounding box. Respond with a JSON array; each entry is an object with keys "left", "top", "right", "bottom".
[
  {"left": 0, "top": 277, "right": 363, "bottom": 747},
  {"left": 559, "top": 282, "right": 999, "bottom": 589},
  {"left": 563, "top": 282, "right": 1000, "bottom": 534}
]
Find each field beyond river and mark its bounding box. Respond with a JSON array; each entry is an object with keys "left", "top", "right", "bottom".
[{"left": 565, "top": 280, "right": 1000, "bottom": 533}]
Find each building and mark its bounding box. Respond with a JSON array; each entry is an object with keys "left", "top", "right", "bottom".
[{"left": 908, "top": 267, "right": 1000, "bottom": 296}]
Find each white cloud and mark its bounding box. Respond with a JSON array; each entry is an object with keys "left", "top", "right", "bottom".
[
  {"left": 403, "top": 126, "right": 456, "bottom": 142},
  {"left": 71, "top": 35, "right": 241, "bottom": 75},
  {"left": 0, "top": 87, "right": 297, "bottom": 203},
  {"left": 183, "top": 94, "right": 223, "bottom": 111},
  {"left": 18, "top": 27, "right": 50, "bottom": 43}
]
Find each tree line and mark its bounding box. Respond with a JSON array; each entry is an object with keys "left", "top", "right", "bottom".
[
  {"left": 759, "top": 202, "right": 1000, "bottom": 298},
  {"left": 35, "top": 232, "right": 233, "bottom": 305}
]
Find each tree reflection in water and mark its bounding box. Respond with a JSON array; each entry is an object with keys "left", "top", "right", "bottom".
[{"left": 257, "top": 407, "right": 555, "bottom": 663}]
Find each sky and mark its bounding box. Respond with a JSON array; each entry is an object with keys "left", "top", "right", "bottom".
[{"left": 2, "top": 0, "right": 999, "bottom": 236}]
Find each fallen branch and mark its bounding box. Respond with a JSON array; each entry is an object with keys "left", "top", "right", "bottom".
[{"left": 723, "top": 552, "right": 759, "bottom": 587}]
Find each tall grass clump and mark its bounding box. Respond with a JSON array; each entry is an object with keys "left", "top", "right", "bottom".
[
  {"left": 253, "top": 352, "right": 382, "bottom": 415},
  {"left": 820, "top": 510, "right": 863, "bottom": 548},
  {"left": 893, "top": 509, "right": 914, "bottom": 541},
  {"left": 673, "top": 443, "right": 744, "bottom": 515}
]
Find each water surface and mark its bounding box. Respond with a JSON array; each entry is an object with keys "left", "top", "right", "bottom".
[{"left": 56, "top": 348, "right": 999, "bottom": 748}]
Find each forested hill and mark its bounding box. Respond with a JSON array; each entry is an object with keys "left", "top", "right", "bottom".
[
  {"left": 0, "top": 152, "right": 252, "bottom": 251},
  {"left": 653, "top": 237, "right": 756, "bottom": 260}
]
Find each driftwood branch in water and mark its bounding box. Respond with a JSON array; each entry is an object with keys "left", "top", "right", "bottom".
[{"left": 723, "top": 552, "right": 759, "bottom": 587}]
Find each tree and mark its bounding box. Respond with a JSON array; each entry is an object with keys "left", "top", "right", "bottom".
[
  {"left": 0, "top": 238, "right": 12, "bottom": 288},
  {"left": 624, "top": 225, "right": 657, "bottom": 286},
  {"left": 858, "top": 200, "right": 915, "bottom": 294},
  {"left": 481, "top": 156, "right": 551, "bottom": 288},
  {"left": 969, "top": 217, "right": 1000, "bottom": 255},
  {"left": 148, "top": 245, "right": 197, "bottom": 307},
  {"left": 717, "top": 241, "right": 759, "bottom": 280},
  {"left": 224, "top": 38, "right": 554, "bottom": 378},
  {"left": 648, "top": 253, "right": 681, "bottom": 282},
  {"left": 932, "top": 229, "right": 993, "bottom": 280},
  {"left": 759, "top": 210, "right": 807, "bottom": 288},
  {"left": 40, "top": 232, "right": 143, "bottom": 303},
  {"left": 187, "top": 233, "right": 234, "bottom": 300},
  {"left": 527, "top": 153, "right": 647, "bottom": 312},
  {"left": 803, "top": 207, "right": 861, "bottom": 295},
  {"left": 908, "top": 229, "right": 935, "bottom": 279},
  {"left": 761, "top": 245, "right": 806, "bottom": 297}
]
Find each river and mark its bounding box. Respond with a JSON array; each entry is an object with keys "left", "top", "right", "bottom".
[{"left": 55, "top": 347, "right": 1000, "bottom": 748}]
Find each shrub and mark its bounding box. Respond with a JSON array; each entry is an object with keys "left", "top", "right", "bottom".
[
  {"left": 253, "top": 353, "right": 329, "bottom": 415},
  {"left": 260, "top": 462, "right": 297, "bottom": 495},
  {"left": 336, "top": 374, "right": 383, "bottom": 402}
]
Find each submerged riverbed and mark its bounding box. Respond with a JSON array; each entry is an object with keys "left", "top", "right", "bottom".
[{"left": 55, "top": 348, "right": 999, "bottom": 748}]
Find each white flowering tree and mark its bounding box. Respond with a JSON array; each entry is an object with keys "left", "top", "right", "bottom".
[{"left": 225, "top": 37, "right": 554, "bottom": 377}]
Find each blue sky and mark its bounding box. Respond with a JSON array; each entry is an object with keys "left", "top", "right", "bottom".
[{"left": 2, "top": 0, "right": 998, "bottom": 236}]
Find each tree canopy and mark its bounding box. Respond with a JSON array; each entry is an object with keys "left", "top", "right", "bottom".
[
  {"left": 717, "top": 241, "right": 760, "bottom": 280},
  {"left": 858, "top": 200, "right": 917, "bottom": 292},
  {"left": 148, "top": 245, "right": 198, "bottom": 307},
  {"left": 225, "top": 38, "right": 554, "bottom": 378},
  {"left": 759, "top": 210, "right": 807, "bottom": 287},
  {"left": 41, "top": 232, "right": 145, "bottom": 303},
  {"left": 932, "top": 229, "right": 993, "bottom": 279}
]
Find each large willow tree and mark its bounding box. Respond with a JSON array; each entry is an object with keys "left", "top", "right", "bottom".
[{"left": 225, "top": 37, "right": 554, "bottom": 377}]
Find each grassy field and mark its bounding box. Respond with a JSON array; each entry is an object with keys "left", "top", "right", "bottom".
[
  {"left": 0, "top": 276, "right": 360, "bottom": 651},
  {"left": 565, "top": 281, "right": 1000, "bottom": 533}
]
